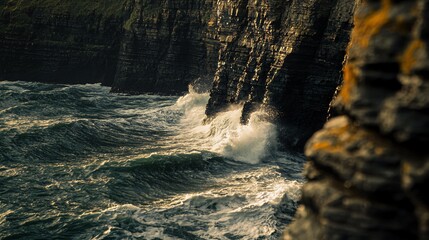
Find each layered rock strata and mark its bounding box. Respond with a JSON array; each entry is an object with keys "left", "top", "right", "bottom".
[
  {"left": 111, "top": 0, "right": 219, "bottom": 94},
  {"left": 0, "top": 1, "right": 126, "bottom": 85},
  {"left": 0, "top": 0, "right": 219, "bottom": 92},
  {"left": 205, "top": 0, "right": 356, "bottom": 148},
  {"left": 285, "top": 0, "right": 429, "bottom": 239}
]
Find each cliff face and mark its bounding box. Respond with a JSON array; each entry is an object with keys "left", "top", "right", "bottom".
[
  {"left": 111, "top": 0, "right": 220, "bottom": 94},
  {"left": 285, "top": 0, "right": 429, "bottom": 239},
  {"left": 205, "top": 0, "right": 356, "bottom": 148},
  {"left": 0, "top": 1, "right": 126, "bottom": 85},
  {"left": 0, "top": 0, "right": 219, "bottom": 92}
]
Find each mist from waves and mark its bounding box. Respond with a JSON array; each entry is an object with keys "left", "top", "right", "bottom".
[
  {"left": 170, "top": 86, "right": 278, "bottom": 164},
  {"left": 0, "top": 81, "right": 305, "bottom": 240}
]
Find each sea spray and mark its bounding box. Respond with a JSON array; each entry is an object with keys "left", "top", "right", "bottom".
[{"left": 173, "top": 86, "right": 278, "bottom": 164}]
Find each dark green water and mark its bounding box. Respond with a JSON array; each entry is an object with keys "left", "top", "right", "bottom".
[{"left": 0, "top": 81, "right": 304, "bottom": 240}]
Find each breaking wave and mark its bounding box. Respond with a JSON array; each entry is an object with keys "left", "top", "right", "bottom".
[
  {"left": 173, "top": 86, "right": 278, "bottom": 164},
  {"left": 0, "top": 81, "right": 304, "bottom": 240}
]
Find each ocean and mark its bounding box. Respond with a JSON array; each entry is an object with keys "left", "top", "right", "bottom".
[{"left": 0, "top": 81, "right": 304, "bottom": 240}]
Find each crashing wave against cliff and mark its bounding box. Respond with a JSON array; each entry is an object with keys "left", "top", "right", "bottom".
[{"left": 0, "top": 0, "right": 356, "bottom": 148}]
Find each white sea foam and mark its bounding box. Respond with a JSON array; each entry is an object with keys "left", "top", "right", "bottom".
[
  {"left": 77, "top": 150, "right": 305, "bottom": 240},
  {"left": 90, "top": 165, "right": 302, "bottom": 240},
  {"left": 173, "top": 86, "right": 278, "bottom": 164}
]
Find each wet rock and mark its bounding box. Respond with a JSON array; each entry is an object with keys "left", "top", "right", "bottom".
[{"left": 205, "top": 0, "right": 357, "bottom": 149}]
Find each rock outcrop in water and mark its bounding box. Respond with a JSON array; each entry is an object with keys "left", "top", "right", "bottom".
[
  {"left": 285, "top": 0, "right": 429, "bottom": 239},
  {"left": 1, "top": 0, "right": 356, "bottom": 146}
]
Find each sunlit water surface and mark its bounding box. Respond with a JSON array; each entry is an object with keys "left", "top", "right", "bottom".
[{"left": 0, "top": 81, "right": 304, "bottom": 240}]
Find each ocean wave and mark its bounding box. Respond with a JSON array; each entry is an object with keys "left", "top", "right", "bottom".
[
  {"left": 0, "top": 81, "right": 304, "bottom": 240},
  {"left": 76, "top": 165, "right": 302, "bottom": 240},
  {"left": 168, "top": 86, "right": 279, "bottom": 164}
]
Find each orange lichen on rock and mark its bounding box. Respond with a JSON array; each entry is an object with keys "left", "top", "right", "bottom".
[
  {"left": 308, "top": 117, "right": 390, "bottom": 159},
  {"left": 308, "top": 123, "right": 350, "bottom": 153},
  {"left": 208, "top": 19, "right": 216, "bottom": 27},
  {"left": 311, "top": 141, "right": 341, "bottom": 152},
  {"left": 339, "top": 63, "right": 358, "bottom": 105},
  {"left": 351, "top": 0, "right": 391, "bottom": 48},
  {"left": 401, "top": 39, "right": 424, "bottom": 74}
]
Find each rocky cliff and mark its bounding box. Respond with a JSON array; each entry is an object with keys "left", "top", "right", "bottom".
[
  {"left": 204, "top": 0, "right": 356, "bottom": 148},
  {"left": 0, "top": 0, "right": 219, "bottom": 92},
  {"left": 111, "top": 0, "right": 220, "bottom": 94},
  {"left": 285, "top": 0, "right": 429, "bottom": 239},
  {"left": 0, "top": 1, "right": 126, "bottom": 85}
]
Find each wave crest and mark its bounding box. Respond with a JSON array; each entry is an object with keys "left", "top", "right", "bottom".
[{"left": 174, "top": 86, "right": 278, "bottom": 164}]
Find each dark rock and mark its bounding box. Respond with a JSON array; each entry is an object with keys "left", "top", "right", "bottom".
[
  {"left": 0, "top": 1, "right": 126, "bottom": 86},
  {"left": 111, "top": 0, "right": 220, "bottom": 94},
  {"left": 0, "top": 0, "right": 220, "bottom": 94},
  {"left": 205, "top": 0, "right": 357, "bottom": 149},
  {"left": 286, "top": 0, "right": 429, "bottom": 239}
]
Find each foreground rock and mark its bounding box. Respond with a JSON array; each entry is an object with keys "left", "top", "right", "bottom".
[{"left": 285, "top": 0, "right": 429, "bottom": 238}]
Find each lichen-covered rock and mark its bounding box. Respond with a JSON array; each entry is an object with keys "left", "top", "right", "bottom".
[{"left": 285, "top": 0, "right": 429, "bottom": 239}]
